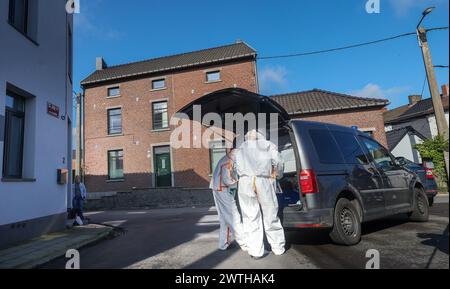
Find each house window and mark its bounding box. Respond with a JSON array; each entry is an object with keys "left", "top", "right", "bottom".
[
  {"left": 8, "top": 0, "right": 38, "bottom": 41},
  {"left": 107, "top": 108, "right": 122, "bottom": 135},
  {"left": 108, "top": 150, "right": 124, "bottom": 180},
  {"left": 206, "top": 71, "right": 221, "bottom": 83},
  {"left": 107, "top": 86, "right": 120, "bottom": 98},
  {"left": 152, "top": 101, "right": 169, "bottom": 130},
  {"left": 8, "top": 0, "right": 28, "bottom": 35},
  {"left": 152, "top": 79, "right": 166, "bottom": 90},
  {"left": 3, "top": 92, "right": 26, "bottom": 179},
  {"left": 209, "top": 141, "right": 226, "bottom": 174}
]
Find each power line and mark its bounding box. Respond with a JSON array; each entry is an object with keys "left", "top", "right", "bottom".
[{"left": 258, "top": 26, "right": 449, "bottom": 60}]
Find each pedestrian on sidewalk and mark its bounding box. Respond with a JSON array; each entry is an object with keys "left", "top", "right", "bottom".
[
  {"left": 210, "top": 141, "right": 248, "bottom": 252},
  {"left": 72, "top": 176, "right": 88, "bottom": 226}
]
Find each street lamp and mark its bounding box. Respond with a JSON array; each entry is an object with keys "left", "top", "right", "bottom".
[
  {"left": 416, "top": 6, "right": 450, "bottom": 177},
  {"left": 417, "top": 6, "right": 435, "bottom": 29}
]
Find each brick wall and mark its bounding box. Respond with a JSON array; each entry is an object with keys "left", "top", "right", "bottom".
[
  {"left": 84, "top": 59, "right": 257, "bottom": 193},
  {"left": 295, "top": 107, "right": 388, "bottom": 147}
]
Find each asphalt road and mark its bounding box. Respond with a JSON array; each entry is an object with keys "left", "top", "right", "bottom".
[
  {"left": 288, "top": 196, "right": 449, "bottom": 269},
  {"left": 41, "top": 196, "right": 448, "bottom": 269}
]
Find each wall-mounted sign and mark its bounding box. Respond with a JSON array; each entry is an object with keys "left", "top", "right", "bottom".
[{"left": 47, "top": 102, "right": 60, "bottom": 118}]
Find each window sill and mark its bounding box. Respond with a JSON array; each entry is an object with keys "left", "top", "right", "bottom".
[
  {"left": 106, "top": 95, "right": 121, "bottom": 99},
  {"left": 107, "top": 179, "right": 125, "bottom": 183},
  {"left": 2, "top": 178, "right": 36, "bottom": 183},
  {"left": 8, "top": 22, "right": 39, "bottom": 46},
  {"left": 107, "top": 133, "right": 124, "bottom": 138},
  {"left": 152, "top": 128, "right": 171, "bottom": 133},
  {"left": 205, "top": 80, "right": 222, "bottom": 84},
  {"left": 150, "top": 88, "right": 168, "bottom": 92}
]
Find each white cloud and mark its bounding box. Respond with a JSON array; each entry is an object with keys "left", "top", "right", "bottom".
[
  {"left": 349, "top": 83, "right": 409, "bottom": 99},
  {"left": 259, "top": 66, "right": 289, "bottom": 94},
  {"left": 387, "top": 0, "right": 446, "bottom": 16},
  {"left": 74, "top": 1, "right": 121, "bottom": 40}
]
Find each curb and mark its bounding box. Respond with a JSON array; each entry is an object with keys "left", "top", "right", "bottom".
[{"left": 0, "top": 225, "right": 113, "bottom": 269}]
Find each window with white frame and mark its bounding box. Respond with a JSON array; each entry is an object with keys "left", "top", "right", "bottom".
[
  {"left": 152, "top": 79, "right": 166, "bottom": 90},
  {"left": 152, "top": 101, "right": 169, "bottom": 130},
  {"left": 206, "top": 71, "right": 221, "bottom": 83}
]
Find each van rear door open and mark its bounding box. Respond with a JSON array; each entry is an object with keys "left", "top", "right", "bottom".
[{"left": 177, "top": 88, "right": 290, "bottom": 128}]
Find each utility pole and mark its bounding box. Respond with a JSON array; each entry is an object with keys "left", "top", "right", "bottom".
[
  {"left": 75, "top": 93, "right": 82, "bottom": 177},
  {"left": 417, "top": 8, "right": 450, "bottom": 179}
]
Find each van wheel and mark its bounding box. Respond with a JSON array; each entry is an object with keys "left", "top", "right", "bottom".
[
  {"left": 409, "top": 188, "right": 429, "bottom": 222},
  {"left": 330, "top": 198, "right": 362, "bottom": 246}
]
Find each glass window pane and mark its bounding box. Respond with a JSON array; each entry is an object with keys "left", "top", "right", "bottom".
[
  {"left": 6, "top": 93, "right": 25, "bottom": 112},
  {"left": 153, "top": 102, "right": 168, "bottom": 130},
  {"left": 108, "top": 150, "right": 124, "bottom": 179},
  {"left": 206, "top": 71, "right": 221, "bottom": 82},
  {"left": 5, "top": 113, "right": 24, "bottom": 177},
  {"left": 360, "top": 137, "right": 394, "bottom": 170},
  {"left": 309, "top": 129, "right": 344, "bottom": 164},
  {"left": 152, "top": 79, "right": 166, "bottom": 90},
  {"left": 9, "top": 0, "right": 28, "bottom": 34},
  {"left": 332, "top": 131, "right": 369, "bottom": 165},
  {"left": 6, "top": 95, "right": 14, "bottom": 109},
  {"left": 108, "top": 87, "right": 120, "bottom": 97},
  {"left": 108, "top": 108, "right": 122, "bottom": 135}
]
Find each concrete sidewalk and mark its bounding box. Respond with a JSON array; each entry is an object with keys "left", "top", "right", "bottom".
[{"left": 0, "top": 224, "right": 113, "bottom": 269}]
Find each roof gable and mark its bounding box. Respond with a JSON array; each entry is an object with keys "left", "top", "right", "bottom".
[{"left": 386, "top": 126, "right": 427, "bottom": 150}]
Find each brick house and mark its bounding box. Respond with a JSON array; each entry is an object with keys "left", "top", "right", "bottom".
[
  {"left": 80, "top": 42, "right": 258, "bottom": 193},
  {"left": 272, "top": 89, "right": 389, "bottom": 146}
]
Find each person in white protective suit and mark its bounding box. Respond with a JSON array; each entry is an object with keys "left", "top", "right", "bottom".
[
  {"left": 210, "top": 146, "right": 248, "bottom": 251},
  {"left": 235, "top": 130, "right": 286, "bottom": 259}
]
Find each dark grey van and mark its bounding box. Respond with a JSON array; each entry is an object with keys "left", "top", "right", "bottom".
[{"left": 179, "top": 88, "right": 430, "bottom": 246}]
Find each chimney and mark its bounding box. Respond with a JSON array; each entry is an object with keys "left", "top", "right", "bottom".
[
  {"left": 442, "top": 84, "right": 449, "bottom": 97},
  {"left": 96, "top": 57, "right": 107, "bottom": 70},
  {"left": 408, "top": 95, "right": 422, "bottom": 106}
]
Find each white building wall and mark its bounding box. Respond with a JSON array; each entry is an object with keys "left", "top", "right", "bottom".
[
  {"left": 392, "top": 134, "right": 424, "bottom": 163},
  {"left": 392, "top": 135, "right": 415, "bottom": 162},
  {"left": 428, "top": 112, "right": 450, "bottom": 138},
  {"left": 0, "top": 1, "right": 73, "bottom": 229}
]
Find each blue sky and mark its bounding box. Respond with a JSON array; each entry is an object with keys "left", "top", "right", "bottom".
[{"left": 73, "top": 0, "right": 449, "bottom": 110}]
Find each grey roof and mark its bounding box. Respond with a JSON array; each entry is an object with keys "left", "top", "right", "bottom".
[
  {"left": 385, "top": 96, "right": 449, "bottom": 124},
  {"left": 386, "top": 126, "right": 427, "bottom": 150},
  {"left": 384, "top": 104, "right": 410, "bottom": 123},
  {"left": 81, "top": 42, "right": 256, "bottom": 86},
  {"left": 271, "top": 89, "right": 389, "bottom": 115}
]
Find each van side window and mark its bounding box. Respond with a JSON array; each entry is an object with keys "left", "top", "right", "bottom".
[
  {"left": 309, "top": 129, "right": 344, "bottom": 164},
  {"left": 332, "top": 131, "right": 369, "bottom": 165},
  {"left": 359, "top": 137, "right": 395, "bottom": 171}
]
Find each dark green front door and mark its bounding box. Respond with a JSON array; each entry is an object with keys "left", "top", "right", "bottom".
[{"left": 154, "top": 150, "right": 172, "bottom": 187}]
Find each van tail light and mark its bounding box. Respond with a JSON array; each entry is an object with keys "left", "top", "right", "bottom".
[
  {"left": 425, "top": 167, "right": 435, "bottom": 180},
  {"left": 299, "top": 169, "right": 319, "bottom": 195}
]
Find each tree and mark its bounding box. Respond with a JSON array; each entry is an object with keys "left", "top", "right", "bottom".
[{"left": 415, "top": 135, "right": 449, "bottom": 189}]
